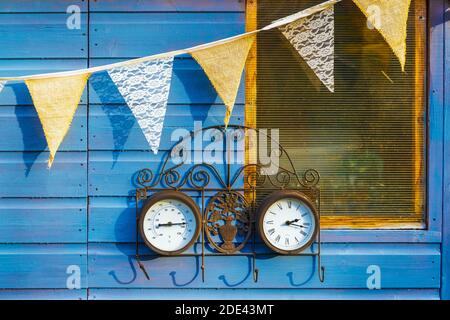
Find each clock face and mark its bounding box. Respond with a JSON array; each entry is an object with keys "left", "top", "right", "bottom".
[
  {"left": 139, "top": 192, "right": 200, "bottom": 255},
  {"left": 258, "top": 192, "right": 318, "bottom": 254}
]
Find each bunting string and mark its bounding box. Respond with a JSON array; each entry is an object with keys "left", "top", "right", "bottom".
[
  {"left": 189, "top": 34, "right": 256, "bottom": 127},
  {"left": 25, "top": 73, "right": 90, "bottom": 167},
  {"left": 279, "top": 4, "right": 335, "bottom": 92},
  {"left": 108, "top": 58, "right": 174, "bottom": 154},
  {"left": 0, "top": 0, "right": 341, "bottom": 81},
  {"left": 0, "top": 0, "right": 414, "bottom": 166},
  {"left": 352, "top": 0, "right": 412, "bottom": 71}
]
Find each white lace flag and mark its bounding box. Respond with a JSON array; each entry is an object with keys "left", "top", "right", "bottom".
[
  {"left": 108, "top": 57, "right": 174, "bottom": 154},
  {"left": 0, "top": 81, "right": 6, "bottom": 93},
  {"left": 278, "top": 4, "right": 335, "bottom": 92}
]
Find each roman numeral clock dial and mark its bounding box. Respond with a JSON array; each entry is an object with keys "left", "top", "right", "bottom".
[
  {"left": 257, "top": 191, "right": 318, "bottom": 254},
  {"left": 139, "top": 191, "right": 201, "bottom": 255}
]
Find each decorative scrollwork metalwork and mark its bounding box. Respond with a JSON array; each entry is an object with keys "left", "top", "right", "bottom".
[
  {"left": 301, "top": 169, "right": 320, "bottom": 188},
  {"left": 133, "top": 125, "right": 322, "bottom": 283},
  {"left": 136, "top": 168, "right": 154, "bottom": 187},
  {"left": 205, "top": 191, "right": 252, "bottom": 254},
  {"left": 135, "top": 125, "right": 320, "bottom": 194}
]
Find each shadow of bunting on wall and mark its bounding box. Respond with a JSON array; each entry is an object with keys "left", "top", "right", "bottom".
[{"left": 255, "top": 0, "right": 425, "bottom": 221}]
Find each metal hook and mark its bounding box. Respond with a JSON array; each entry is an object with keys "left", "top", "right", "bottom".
[
  {"left": 319, "top": 266, "right": 325, "bottom": 283},
  {"left": 317, "top": 249, "right": 325, "bottom": 283},
  {"left": 253, "top": 268, "right": 259, "bottom": 282},
  {"left": 201, "top": 264, "right": 205, "bottom": 282},
  {"left": 252, "top": 253, "right": 259, "bottom": 282},
  {"left": 136, "top": 256, "right": 150, "bottom": 280}
]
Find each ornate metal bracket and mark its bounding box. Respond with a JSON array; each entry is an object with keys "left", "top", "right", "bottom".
[{"left": 133, "top": 125, "right": 323, "bottom": 284}]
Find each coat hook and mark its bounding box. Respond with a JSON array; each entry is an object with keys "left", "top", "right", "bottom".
[
  {"left": 319, "top": 266, "right": 325, "bottom": 283},
  {"left": 253, "top": 268, "right": 259, "bottom": 282},
  {"left": 137, "top": 257, "right": 150, "bottom": 280}
]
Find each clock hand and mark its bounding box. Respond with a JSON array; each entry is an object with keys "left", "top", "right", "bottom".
[
  {"left": 285, "top": 219, "right": 300, "bottom": 226},
  {"left": 289, "top": 223, "right": 306, "bottom": 228},
  {"left": 157, "top": 222, "right": 187, "bottom": 227}
]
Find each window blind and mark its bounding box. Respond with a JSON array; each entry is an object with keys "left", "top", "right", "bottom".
[{"left": 252, "top": 0, "right": 426, "bottom": 226}]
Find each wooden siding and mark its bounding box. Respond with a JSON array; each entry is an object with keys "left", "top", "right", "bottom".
[
  {"left": 0, "top": 0, "right": 446, "bottom": 300},
  {"left": 442, "top": 0, "right": 450, "bottom": 300}
]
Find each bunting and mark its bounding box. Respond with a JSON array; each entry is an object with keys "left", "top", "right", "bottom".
[
  {"left": 189, "top": 34, "right": 256, "bottom": 127},
  {"left": 25, "top": 73, "right": 90, "bottom": 168},
  {"left": 0, "top": 0, "right": 419, "bottom": 171},
  {"left": 108, "top": 57, "right": 174, "bottom": 154},
  {"left": 352, "top": 0, "right": 412, "bottom": 71},
  {"left": 278, "top": 4, "right": 335, "bottom": 92}
]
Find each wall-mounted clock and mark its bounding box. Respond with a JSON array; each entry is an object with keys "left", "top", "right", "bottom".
[
  {"left": 257, "top": 190, "right": 318, "bottom": 255},
  {"left": 139, "top": 190, "right": 201, "bottom": 255}
]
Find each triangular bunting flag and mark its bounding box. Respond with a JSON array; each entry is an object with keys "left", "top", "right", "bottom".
[
  {"left": 189, "top": 34, "right": 256, "bottom": 127},
  {"left": 278, "top": 4, "right": 335, "bottom": 92},
  {"left": 26, "top": 73, "right": 90, "bottom": 168},
  {"left": 108, "top": 57, "right": 174, "bottom": 154},
  {"left": 352, "top": 0, "right": 412, "bottom": 71},
  {"left": 0, "top": 81, "right": 6, "bottom": 93}
]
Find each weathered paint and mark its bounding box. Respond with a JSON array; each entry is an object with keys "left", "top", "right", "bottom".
[
  {"left": 0, "top": 0, "right": 447, "bottom": 300},
  {"left": 441, "top": 0, "right": 450, "bottom": 301}
]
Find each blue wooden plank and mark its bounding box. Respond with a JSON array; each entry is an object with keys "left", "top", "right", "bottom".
[
  {"left": 0, "top": 244, "right": 86, "bottom": 289},
  {"left": 89, "top": 104, "right": 244, "bottom": 151},
  {"left": 88, "top": 288, "right": 440, "bottom": 300},
  {"left": 89, "top": 196, "right": 442, "bottom": 243},
  {"left": 0, "top": 14, "right": 87, "bottom": 59},
  {"left": 0, "top": 152, "right": 86, "bottom": 197},
  {"left": 88, "top": 243, "right": 440, "bottom": 289},
  {"left": 426, "top": 0, "right": 447, "bottom": 300},
  {"left": 89, "top": 197, "right": 136, "bottom": 243},
  {"left": 0, "top": 198, "right": 86, "bottom": 243},
  {"left": 0, "top": 60, "right": 88, "bottom": 106},
  {"left": 0, "top": 289, "right": 86, "bottom": 300},
  {"left": 441, "top": 0, "right": 450, "bottom": 300},
  {"left": 89, "top": 196, "right": 247, "bottom": 243},
  {"left": 0, "top": 105, "right": 86, "bottom": 151},
  {"left": 428, "top": 0, "right": 445, "bottom": 238},
  {"left": 88, "top": 151, "right": 244, "bottom": 196},
  {"left": 90, "top": 0, "right": 244, "bottom": 12},
  {"left": 88, "top": 194, "right": 441, "bottom": 243},
  {"left": 89, "top": 13, "right": 244, "bottom": 58},
  {"left": 322, "top": 230, "right": 441, "bottom": 243},
  {"left": 88, "top": 59, "right": 244, "bottom": 105},
  {"left": 0, "top": 0, "right": 87, "bottom": 13}
]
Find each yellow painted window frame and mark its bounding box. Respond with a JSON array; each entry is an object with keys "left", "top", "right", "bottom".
[{"left": 245, "top": 0, "right": 427, "bottom": 229}]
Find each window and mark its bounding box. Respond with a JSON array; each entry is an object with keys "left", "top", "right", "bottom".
[{"left": 246, "top": 0, "right": 427, "bottom": 228}]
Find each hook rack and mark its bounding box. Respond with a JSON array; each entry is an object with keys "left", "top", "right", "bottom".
[{"left": 132, "top": 125, "right": 324, "bottom": 284}]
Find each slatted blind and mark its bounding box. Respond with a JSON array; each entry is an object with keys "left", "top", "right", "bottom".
[{"left": 252, "top": 0, "right": 426, "bottom": 225}]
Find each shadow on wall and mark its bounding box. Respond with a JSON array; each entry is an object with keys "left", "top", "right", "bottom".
[
  {"left": 109, "top": 191, "right": 203, "bottom": 287},
  {"left": 173, "top": 58, "right": 216, "bottom": 123},
  {"left": 89, "top": 71, "right": 135, "bottom": 168},
  {"left": 109, "top": 194, "right": 261, "bottom": 288},
  {"left": 89, "top": 58, "right": 218, "bottom": 167},
  {"left": 11, "top": 82, "right": 45, "bottom": 176}
]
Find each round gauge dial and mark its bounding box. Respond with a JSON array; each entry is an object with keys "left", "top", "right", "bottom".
[
  {"left": 139, "top": 191, "right": 201, "bottom": 255},
  {"left": 258, "top": 190, "right": 318, "bottom": 254}
]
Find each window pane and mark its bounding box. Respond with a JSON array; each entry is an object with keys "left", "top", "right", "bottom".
[{"left": 253, "top": 0, "right": 426, "bottom": 225}]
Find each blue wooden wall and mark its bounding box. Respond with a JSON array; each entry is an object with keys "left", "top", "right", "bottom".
[{"left": 0, "top": 0, "right": 446, "bottom": 300}]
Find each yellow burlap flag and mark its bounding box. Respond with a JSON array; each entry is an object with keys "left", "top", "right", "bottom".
[
  {"left": 353, "top": 0, "right": 412, "bottom": 71},
  {"left": 190, "top": 34, "right": 256, "bottom": 127},
  {"left": 26, "top": 73, "right": 90, "bottom": 168}
]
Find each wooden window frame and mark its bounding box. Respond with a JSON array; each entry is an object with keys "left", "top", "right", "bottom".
[{"left": 245, "top": 0, "right": 435, "bottom": 231}]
